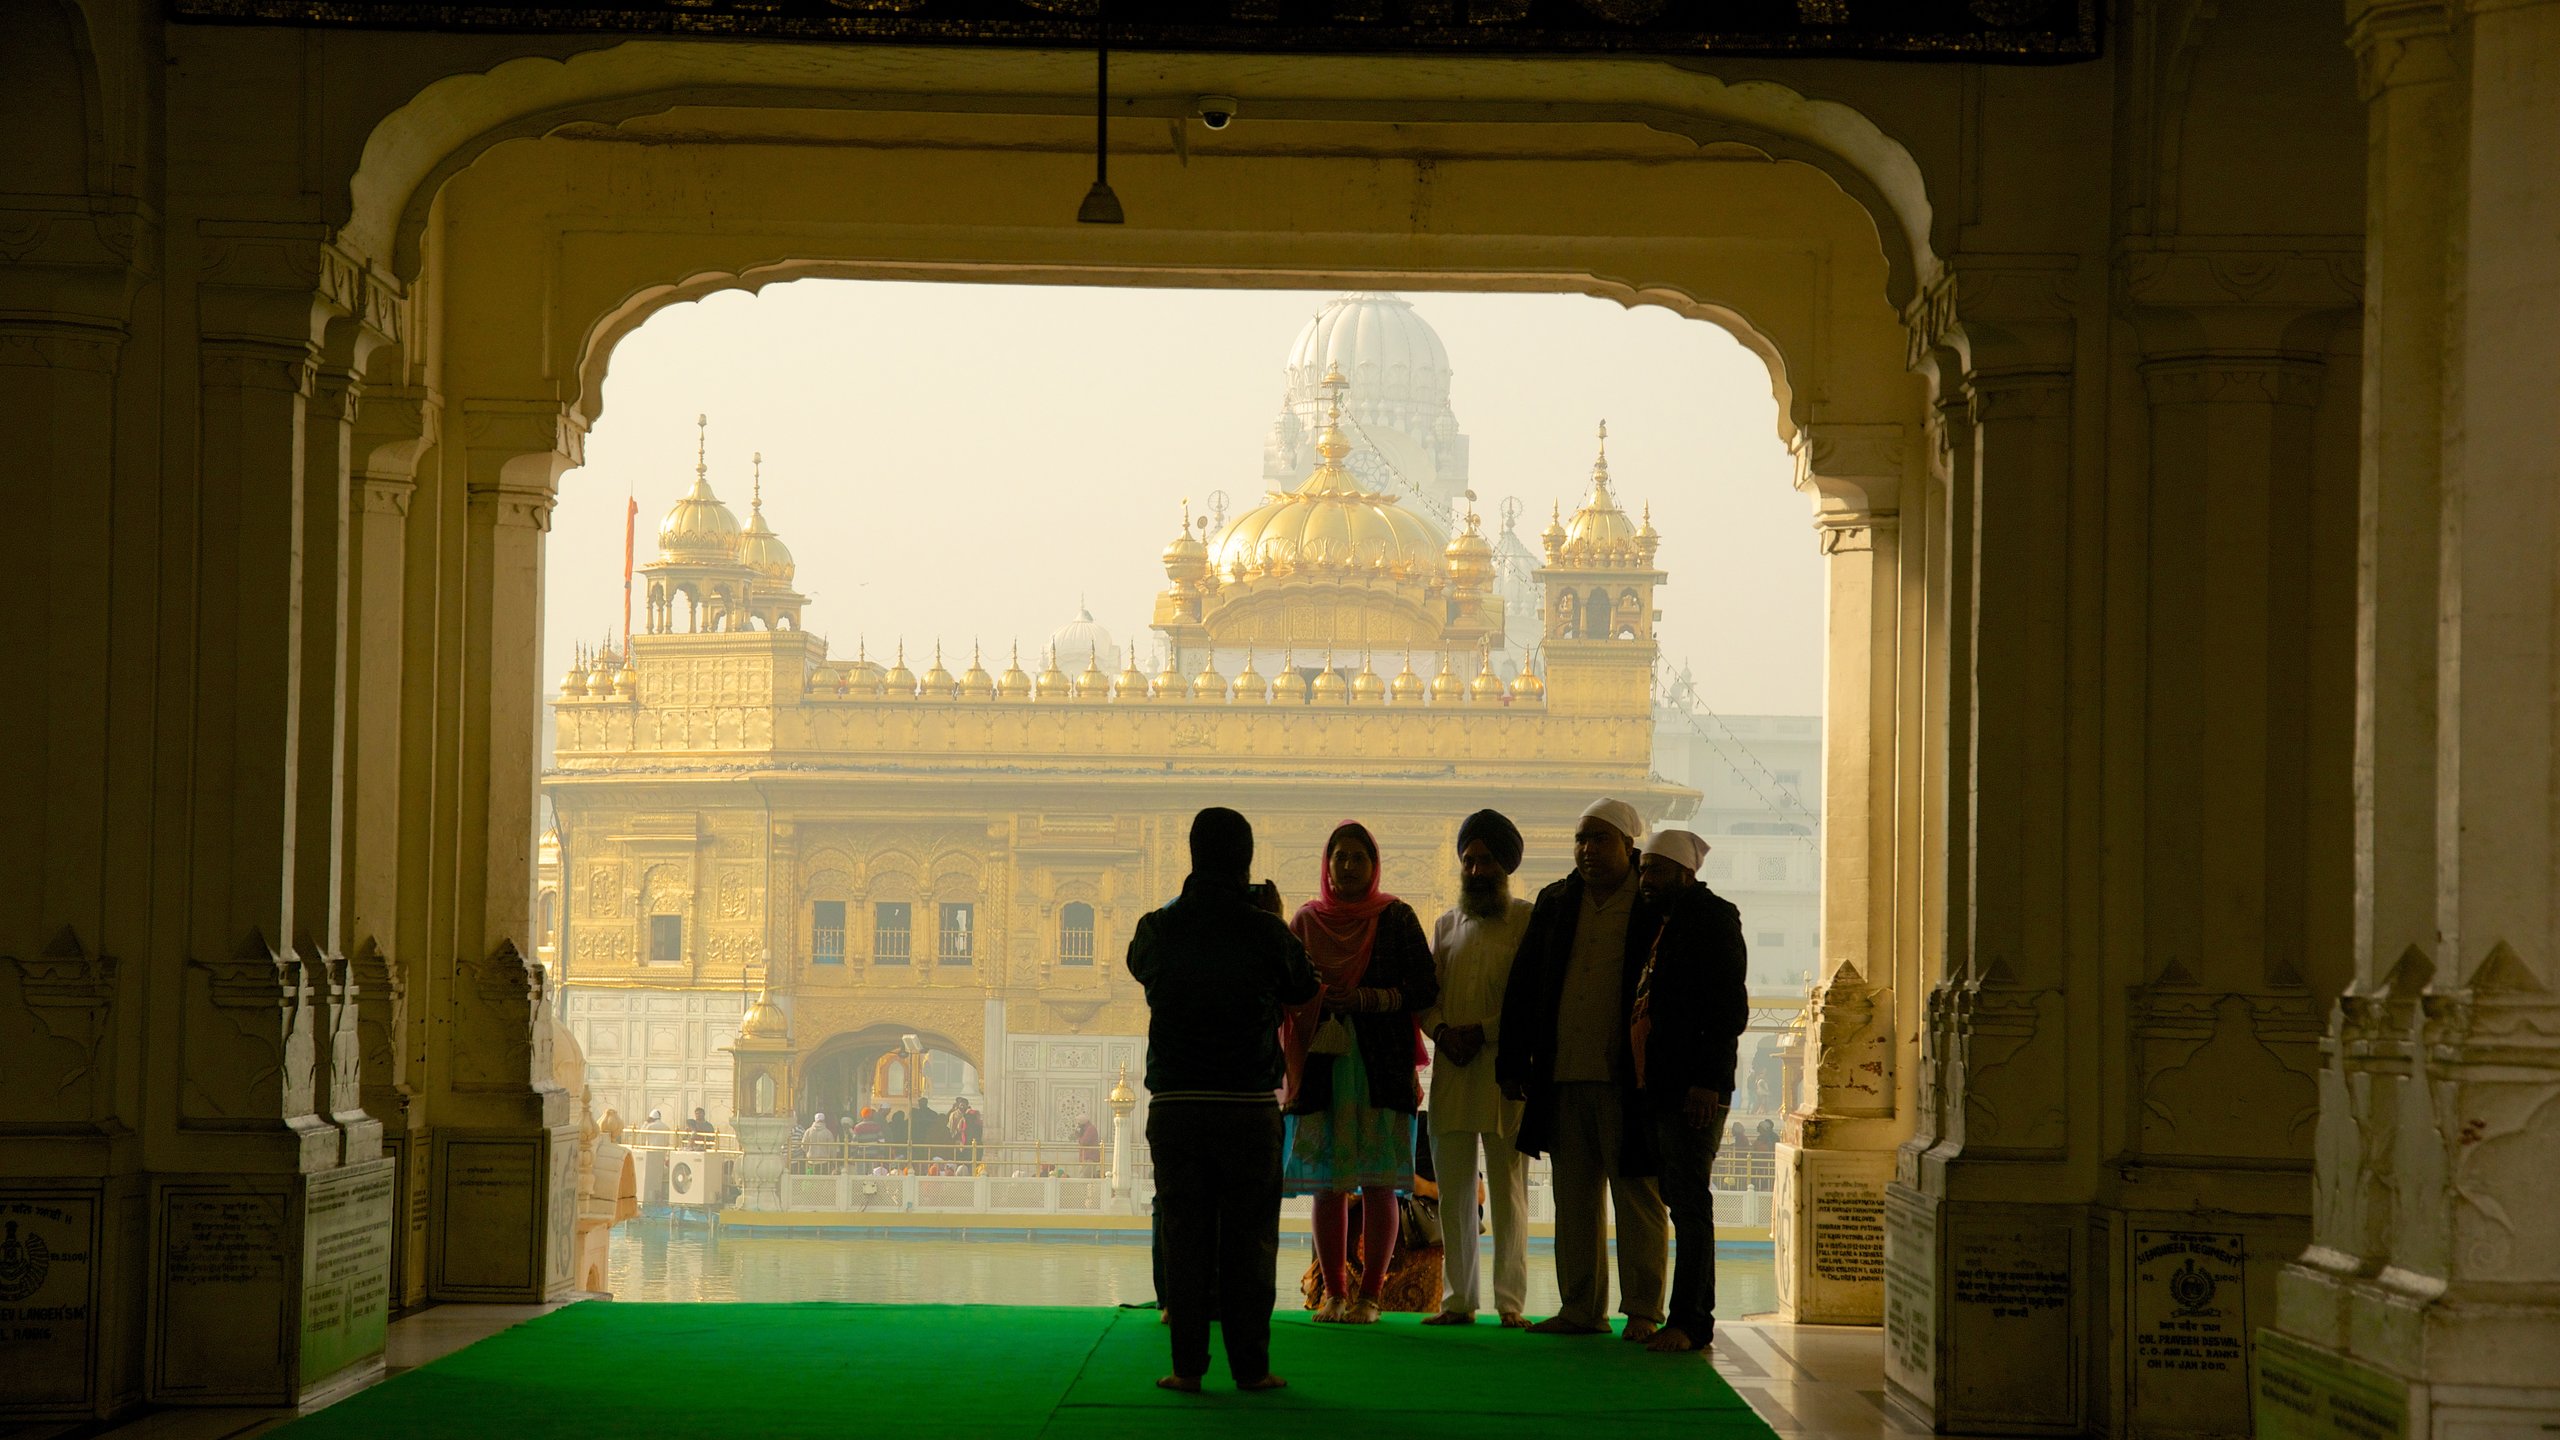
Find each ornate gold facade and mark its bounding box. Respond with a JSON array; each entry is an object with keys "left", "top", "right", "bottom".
[{"left": 545, "top": 348, "right": 1693, "bottom": 1140}]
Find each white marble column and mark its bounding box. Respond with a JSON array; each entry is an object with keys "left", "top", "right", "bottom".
[
  {"left": 2272, "top": 4, "right": 2560, "bottom": 1432},
  {"left": 1777, "top": 423, "right": 1911, "bottom": 1325},
  {"left": 418, "top": 398, "right": 583, "bottom": 1303},
  {"left": 1888, "top": 262, "right": 2090, "bottom": 1434}
]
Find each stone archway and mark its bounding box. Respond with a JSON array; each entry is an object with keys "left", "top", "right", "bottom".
[{"left": 358, "top": 37, "right": 1943, "bottom": 1359}]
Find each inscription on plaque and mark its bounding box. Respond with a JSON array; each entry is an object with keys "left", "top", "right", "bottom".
[
  {"left": 0, "top": 1192, "right": 99, "bottom": 1410},
  {"left": 2132, "top": 1230, "right": 2249, "bottom": 1427},
  {"left": 1811, "top": 1171, "right": 1888, "bottom": 1285},
  {"left": 1949, "top": 1218, "right": 2075, "bottom": 1423},
  {"left": 156, "top": 1185, "right": 291, "bottom": 1398},
  {"left": 435, "top": 1137, "right": 539, "bottom": 1296},
  {"left": 300, "top": 1161, "right": 394, "bottom": 1386},
  {"left": 1882, "top": 1187, "right": 1937, "bottom": 1399},
  {"left": 2257, "top": 1331, "right": 2409, "bottom": 1440}
]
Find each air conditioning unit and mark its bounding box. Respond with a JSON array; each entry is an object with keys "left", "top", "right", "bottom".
[{"left": 667, "top": 1155, "right": 712, "bottom": 1207}]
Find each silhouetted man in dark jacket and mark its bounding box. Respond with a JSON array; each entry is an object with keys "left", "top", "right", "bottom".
[
  {"left": 1628, "top": 826, "right": 1750, "bottom": 1353},
  {"left": 1126, "top": 806, "right": 1317, "bottom": 1394}
]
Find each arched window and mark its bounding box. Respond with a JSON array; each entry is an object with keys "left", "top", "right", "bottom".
[
  {"left": 538, "top": 890, "right": 557, "bottom": 942},
  {"left": 1059, "top": 902, "right": 1096, "bottom": 967}
]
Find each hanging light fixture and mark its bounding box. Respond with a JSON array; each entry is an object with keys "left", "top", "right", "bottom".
[{"left": 1076, "top": 0, "right": 1125, "bottom": 224}]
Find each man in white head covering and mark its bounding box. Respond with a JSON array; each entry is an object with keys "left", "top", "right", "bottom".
[
  {"left": 1625, "top": 824, "right": 1748, "bottom": 1354},
  {"left": 1495, "top": 797, "right": 1671, "bottom": 1339}
]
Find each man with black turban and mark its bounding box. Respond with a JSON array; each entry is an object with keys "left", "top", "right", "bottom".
[{"left": 1418, "top": 808, "right": 1536, "bottom": 1327}]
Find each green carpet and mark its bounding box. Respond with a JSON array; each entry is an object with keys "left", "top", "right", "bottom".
[{"left": 279, "top": 1304, "right": 1779, "bottom": 1439}]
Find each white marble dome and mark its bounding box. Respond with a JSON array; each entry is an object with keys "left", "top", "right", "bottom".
[
  {"left": 1047, "top": 606, "right": 1117, "bottom": 673},
  {"left": 1283, "top": 292, "right": 1453, "bottom": 409}
]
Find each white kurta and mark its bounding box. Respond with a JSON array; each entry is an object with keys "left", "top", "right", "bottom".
[{"left": 1424, "top": 898, "right": 1534, "bottom": 1136}]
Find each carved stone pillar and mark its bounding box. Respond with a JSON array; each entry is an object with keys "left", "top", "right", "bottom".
[
  {"left": 419, "top": 399, "right": 581, "bottom": 1303},
  {"left": 139, "top": 238, "right": 396, "bottom": 1407},
  {"left": 2271, "top": 4, "right": 2560, "bottom": 1431},
  {"left": 1887, "top": 259, "right": 2089, "bottom": 1435},
  {"left": 1775, "top": 422, "right": 1910, "bottom": 1324},
  {"left": 346, "top": 377, "right": 434, "bottom": 1308}
]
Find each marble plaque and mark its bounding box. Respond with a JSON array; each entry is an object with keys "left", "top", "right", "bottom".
[
  {"left": 153, "top": 1183, "right": 291, "bottom": 1399},
  {"left": 298, "top": 1160, "right": 394, "bottom": 1386},
  {"left": 2257, "top": 1332, "right": 2409, "bottom": 1440},
  {"left": 0, "top": 1191, "right": 100, "bottom": 1411},
  {"left": 1811, "top": 1166, "right": 1889, "bottom": 1285},
  {"left": 2132, "top": 1230, "right": 2250, "bottom": 1428},
  {"left": 1882, "top": 1186, "right": 1938, "bottom": 1400},
  {"left": 432, "top": 1135, "right": 542, "bottom": 1298},
  {"left": 1948, "top": 1216, "right": 2076, "bottom": 1423}
]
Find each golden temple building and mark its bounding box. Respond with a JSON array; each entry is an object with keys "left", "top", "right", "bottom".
[{"left": 542, "top": 301, "right": 1694, "bottom": 1146}]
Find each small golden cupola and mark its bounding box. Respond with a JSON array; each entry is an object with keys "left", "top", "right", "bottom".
[
  {"left": 921, "top": 643, "right": 957, "bottom": 699},
  {"left": 959, "top": 643, "right": 997, "bottom": 702},
  {"left": 1034, "top": 645, "right": 1073, "bottom": 701},
  {"left": 1113, "top": 644, "right": 1151, "bottom": 702},
  {"left": 732, "top": 452, "right": 808, "bottom": 631},
  {"left": 656, "top": 416, "right": 744, "bottom": 565},
  {"left": 1556, "top": 421, "right": 1641, "bottom": 563},
  {"left": 997, "top": 643, "right": 1033, "bottom": 701},
  {"left": 1073, "top": 646, "right": 1111, "bottom": 701},
  {"left": 883, "top": 641, "right": 918, "bottom": 698},
  {"left": 642, "top": 415, "right": 756, "bottom": 635}
]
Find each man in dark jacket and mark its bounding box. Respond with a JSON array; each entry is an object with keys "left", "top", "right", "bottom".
[
  {"left": 1126, "top": 806, "right": 1318, "bottom": 1394},
  {"left": 1496, "top": 797, "right": 1670, "bottom": 1339},
  {"left": 1628, "top": 826, "right": 1750, "bottom": 1353}
]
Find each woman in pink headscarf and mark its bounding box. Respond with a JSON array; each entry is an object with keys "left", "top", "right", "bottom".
[{"left": 1281, "top": 821, "right": 1438, "bottom": 1324}]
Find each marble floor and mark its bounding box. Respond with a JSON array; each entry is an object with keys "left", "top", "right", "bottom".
[{"left": 5, "top": 1306, "right": 1918, "bottom": 1440}]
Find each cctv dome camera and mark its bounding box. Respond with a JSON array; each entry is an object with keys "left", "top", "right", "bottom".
[{"left": 1196, "top": 95, "right": 1238, "bottom": 129}]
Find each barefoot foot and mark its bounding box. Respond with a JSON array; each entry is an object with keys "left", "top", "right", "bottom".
[
  {"left": 1237, "top": 1374, "right": 1290, "bottom": 1392},
  {"left": 1156, "top": 1375, "right": 1202, "bottom": 1393}
]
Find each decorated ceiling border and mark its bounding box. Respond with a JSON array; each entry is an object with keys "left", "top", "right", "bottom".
[{"left": 165, "top": 0, "right": 2103, "bottom": 62}]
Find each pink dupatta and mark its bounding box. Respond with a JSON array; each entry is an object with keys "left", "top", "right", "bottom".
[{"left": 1279, "top": 823, "right": 1407, "bottom": 1105}]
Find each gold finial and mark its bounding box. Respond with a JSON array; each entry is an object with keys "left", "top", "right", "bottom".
[
  {"left": 1010, "top": 640, "right": 1020, "bottom": 667},
  {"left": 751, "top": 451, "right": 763, "bottom": 508},
  {"left": 1593, "top": 420, "right": 1611, "bottom": 478},
  {"left": 696, "top": 414, "right": 708, "bottom": 481}
]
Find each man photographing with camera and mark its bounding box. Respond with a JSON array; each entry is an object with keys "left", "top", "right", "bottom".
[{"left": 1125, "top": 806, "right": 1318, "bottom": 1394}]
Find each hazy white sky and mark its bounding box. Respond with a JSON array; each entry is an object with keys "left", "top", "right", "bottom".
[{"left": 544, "top": 281, "right": 1823, "bottom": 716}]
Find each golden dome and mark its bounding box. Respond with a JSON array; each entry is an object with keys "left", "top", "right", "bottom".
[
  {"left": 1114, "top": 645, "right": 1151, "bottom": 701},
  {"left": 884, "top": 643, "right": 917, "bottom": 698},
  {"left": 808, "top": 662, "right": 840, "bottom": 694},
  {"left": 1233, "top": 652, "right": 1270, "bottom": 703},
  {"left": 610, "top": 657, "right": 636, "bottom": 698},
  {"left": 959, "top": 644, "right": 996, "bottom": 701},
  {"left": 1074, "top": 648, "right": 1111, "bottom": 700},
  {"left": 736, "top": 454, "right": 795, "bottom": 583},
  {"left": 657, "top": 416, "right": 744, "bottom": 564},
  {"left": 846, "top": 641, "right": 886, "bottom": 696},
  {"left": 1035, "top": 646, "right": 1073, "bottom": 701},
  {"left": 1390, "top": 652, "right": 1426, "bottom": 703},
  {"left": 1445, "top": 509, "right": 1495, "bottom": 589},
  {"left": 1272, "top": 651, "right": 1309, "bottom": 704},
  {"left": 1510, "top": 663, "right": 1546, "bottom": 704},
  {"left": 739, "top": 986, "right": 790, "bottom": 1042},
  {"left": 559, "top": 660, "right": 589, "bottom": 698},
  {"left": 1162, "top": 501, "right": 1212, "bottom": 585},
  {"left": 921, "top": 643, "right": 957, "bottom": 699},
  {"left": 1190, "top": 658, "right": 1229, "bottom": 702},
  {"left": 1540, "top": 500, "right": 1568, "bottom": 561},
  {"left": 1151, "top": 651, "right": 1187, "bottom": 700},
  {"left": 1206, "top": 382, "right": 1449, "bottom": 583},
  {"left": 1351, "top": 653, "right": 1387, "bottom": 704},
  {"left": 1310, "top": 651, "right": 1349, "bottom": 703},
  {"left": 997, "top": 644, "right": 1033, "bottom": 701},
  {"left": 1429, "top": 654, "right": 1468, "bottom": 703},
  {"left": 1471, "top": 650, "right": 1509, "bottom": 702},
  {"left": 1562, "top": 422, "right": 1640, "bottom": 558}
]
